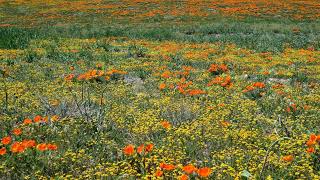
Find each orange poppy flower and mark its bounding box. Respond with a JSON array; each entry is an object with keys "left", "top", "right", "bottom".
[
  {"left": 65, "top": 74, "right": 75, "bottom": 81},
  {"left": 161, "top": 121, "right": 171, "bottom": 129},
  {"left": 208, "top": 64, "right": 218, "bottom": 73},
  {"left": 197, "top": 167, "right": 212, "bottom": 178},
  {"left": 289, "top": 104, "right": 297, "bottom": 112},
  {"left": 282, "top": 155, "right": 294, "bottom": 162},
  {"left": 11, "top": 142, "right": 25, "bottom": 153},
  {"left": 155, "top": 169, "right": 163, "bottom": 177},
  {"left": 218, "top": 103, "right": 225, "bottom": 107},
  {"left": 77, "top": 74, "right": 85, "bottom": 81},
  {"left": 0, "top": 147, "right": 6, "bottom": 155},
  {"left": 13, "top": 128, "right": 22, "bottom": 136},
  {"left": 160, "top": 163, "right": 175, "bottom": 171},
  {"left": 1, "top": 136, "right": 11, "bottom": 145},
  {"left": 23, "top": 118, "right": 32, "bottom": 125},
  {"left": 253, "top": 82, "right": 265, "bottom": 88},
  {"left": 34, "top": 115, "right": 42, "bottom": 123},
  {"left": 306, "top": 140, "right": 316, "bottom": 146},
  {"left": 208, "top": 76, "right": 232, "bottom": 88},
  {"left": 306, "top": 134, "right": 317, "bottom": 146},
  {"left": 213, "top": 76, "right": 224, "bottom": 84},
  {"left": 22, "top": 140, "right": 36, "bottom": 148},
  {"left": 106, "top": 70, "right": 113, "bottom": 76},
  {"left": 221, "top": 121, "right": 231, "bottom": 127},
  {"left": 159, "top": 83, "right": 166, "bottom": 90},
  {"left": 306, "top": 147, "right": 315, "bottom": 154},
  {"left": 317, "top": 135, "right": 320, "bottom": 141},
  {"left": 178, "top": 87, "right": 186, "bottom": 94},
  {"left": 219, "top": 64, "right": 228, "bottom": 72},
  {"left": 262, "top": 71, "right": 270, "bottom": 75},
  {"left": 37, "top": 143, "right": 47, "bottom": 151},
  {"left": 137, "top": 144, "right": 144, "bottom": 154},
  {"left": 179, "top": 174, "right": 189, "bottom": 180},
  {"left": 286, "top": 106, "right": 291, "bottom": 113},
  {"left": 247, "top": 86, "right": 255, "bottom": 91},
  {"left": 183, "top": 164, "right": 197, "bottom": 174},
  {"left": 224, "top": 75, "right": 232, "bottom": 83},
  {"left": 123, "top": 144, "right": 135, "bottom": 155},
  {"left": 310, "top": 134, "right": 317, "bottom": 141},
  {"left": 90, "top": 70, "right": 97, "bottom": 76},
  {"left": 69, "top": 66, "right": 75, "bottom": 71},
  {"left": 182, "top": 66, "right": 193, "bottom": 72},
  {"left": 220, "top": 82, "right": 227, "bottom": 87},
  {"left": 243, "top": 85, "right": 255, "bottom": 93},
  {"left": 47, "top": 144, "right": 58, "bottom": 151},
  {"left": 161, "top": 71, "right": 171, "bottom": 78},
  {"left": 187, "top": 89, "right": 206, "bottom": 96},
  {"left": 145, "top": 143, "right": 154, "bottom": 152}
]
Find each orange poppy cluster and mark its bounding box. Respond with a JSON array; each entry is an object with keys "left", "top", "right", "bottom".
[
  {"left": 207, "top": 75, "right": 233, "bottom": 89},
  {"left": 36, "top": 143, "right": 58, "bottom": 151},
  {"left": 175, "top": 79, "right": 206, "bottom": 96},
  {"left": 77, "top": 69, "right": 105, "bottom": 81},
  {"left": 160, "top": 66, "right": 193, "bottom": 79},
  {"left": 161, "top": 121, "right": 171, "bottom": 129},
  {"left": 12, "top": 128, "right": 22, "bottom": 136},
  {"left": 65, "top": 69, "right": 127, "bottom": 82},
  {"left": 23, "top": 115, "right": 59, "bottom": 125},
  {"left": 306, "top": 134, "right": 320, "bottom": 154},
  {"left": 121, "top": 141, "right": 212, "bottom": 178},
  {"left": 208, "top": 64, "right": 228, "bottom": 75},
  {"left": 1, "top": 133, "right": 57, "bottom": 155},
  {"left": 123, "top": 143, "right": 154, "bottom": 156},
  {"left": 0, "top": 114, "right": 60, "bottom": 156},
  {"left": 286, "top": 103, "right": 297, "bottom": 113},
  {"left": 3, "top": 0, "right": 320, "bottom": 28},
  {"left": 242, "top": 82, "right": 266, "bottom": 93},
  {"left": 156, "top": 163, "right": 212, "bottom": 178},
  {"left": 207, "top": 63, "right": 233, "bottom": 90},
  {"left": 282, "top": 155, "right": 294, "bottom": 162},
  {"left": 161, "top": 70, "right": 172, "bottom": 79},
  {"left": 159, "top": 83, "right": 167, "bottom": 90},
  {"left": 185, "top": 89, "right": 206, "bottom": 96},
  {"left": 176, "top": 78, "right": 192, "bottom": 95},
  {"left": 65, "top": 74, "right": 75, "bottom": 81},
  {"left": 180, "top": 66, "right": 194, "bottom": 75},
  {"left": 158, "top": 67, "right": 206, "bottom": 96}
]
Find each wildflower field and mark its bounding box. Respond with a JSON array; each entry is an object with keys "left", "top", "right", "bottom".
[{"left": 1, "top": 0, "right": 320, "bottom": 179}]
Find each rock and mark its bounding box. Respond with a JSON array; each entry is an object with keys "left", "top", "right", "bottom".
[
  {"left": 124, "top": 75, "right": 146, "bottom": 94},
  {"left": 124, "top": 75, "right": 144, "bottom": 85},
  {"left": 267, "top": 78, "right": 290, "bottom": 84}
]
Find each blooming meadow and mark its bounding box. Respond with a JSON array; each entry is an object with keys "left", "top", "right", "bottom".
[{"left": 1, "top": 1, "right": 320, "bottom": 179}]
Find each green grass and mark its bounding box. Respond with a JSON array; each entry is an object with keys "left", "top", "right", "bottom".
[{"left": 1, "top": 18, "right": 320, "bottom": 52}]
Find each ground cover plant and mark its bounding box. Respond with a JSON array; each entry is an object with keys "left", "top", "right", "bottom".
[{"left": 0, "top": 0, "right": 320, "bottom": 179}]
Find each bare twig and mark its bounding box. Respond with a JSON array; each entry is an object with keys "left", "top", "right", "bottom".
[
  {"left": 2, "top": 79, "right": 8, "bottom": 112},
  {"left": 68, "top": 86, "right": 88, "bottom": 121},
  {"left": 259, "top": 137, "right": 290, "bottom": 179},
  {"left": 278, "top": 116, "right": 291, "bottom": 137}
]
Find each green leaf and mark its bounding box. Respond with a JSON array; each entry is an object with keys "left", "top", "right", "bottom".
[{"left": 241, "top": 170, "right": 252, "bottom": 178}]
